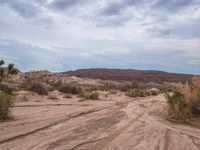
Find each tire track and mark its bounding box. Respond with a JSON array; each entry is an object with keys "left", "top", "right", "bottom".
[
  {"left": 87, "top": 101, "right": 155, "bottom": 150},
  {"left": 13, "top": 104, "right": 90, "bottom": 107},
  {"left": 0, "top": 106, "right": 111, "bottom": 146}
]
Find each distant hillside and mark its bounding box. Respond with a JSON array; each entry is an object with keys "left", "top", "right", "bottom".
[{"left": 65, "top": 68, "right": 194, "bottom": 84}]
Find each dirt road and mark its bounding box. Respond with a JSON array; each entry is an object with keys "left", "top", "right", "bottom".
[{"left": 0, "top": 91, "right": 200, "bottom": 150}]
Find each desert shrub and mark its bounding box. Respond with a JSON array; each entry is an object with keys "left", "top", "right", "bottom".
[
  {"left": 104, "top": 93, "right": 108, "bottom": 98},
  {"left": 166, "top": 91, "right": 191, "bottom": 120},
  {"left": 0, "top": 92, "right": 12, "bottom": 120},
  {"left": 151, "top": 90, "right": 158, "bottom": 96},
  {"left": 116, "top": 82, "right": 139, "bottom": 92},
  {"left": 63, "top": 94, "right": 72, "bottom": 98},
  {"left": 86, "top": 91, "right": 99, "bottom": 100},
  {"left": 145, "top": 91, "right": 152, "bottom": 96},
  {"left": 22, "top": 74, "right": 53, "bottom": 91},
  {"left": 48, "top": 95, "right": 58, "bottom": 100},
  {"left": 58, "top": 85, "right": 81, "bottom": 94},
  {"left": 110, "top": 90, "right": 117, "bottom": 94},
  {"left": 126, "top": 89, "right": 146, "bottom": 97},
  {"left": 30, "top": 83, "right": 48, "bottom": 95},
  {"left": 166, "top": 82, "right": 200, "bottom": 120},
  {"left": 78, "top": 90, "right": 85, "bottom": 98},
  {"left": 0, "top": 83, "right": 14, "bottom": 94},
  {"left": 85, "top": 86, "right": 98, "bottom": 92},
  {"left": 48, "top": 80, "right": 62, "bottom": 89},
  {"left": 146, "top": 88, "right": 160, "bottom": 96},
  {"left": 98, "top": 81, "right": 139, "bottom": 92},
  {"left": 79, "top": 91, "right": 99, "bottom": 100},
  {"left": 22, "top": 96, "right": 29, "bottom": 101},
  {"left": 192, "top": 76, "right": 200, "bottom": 88}
]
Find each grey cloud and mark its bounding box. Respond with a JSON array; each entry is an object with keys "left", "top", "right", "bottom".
[
  {"left": 49, "top": 0, "right": 85, "bottom": 10},
  {"left": 0, "top": 0, "right": 41, "bottom": 18},
  {"left": 95, "top": 14, "right": 132, "bottom": 27},
  {"left": 100, "top": 0, "right": 141, "bottom": 16},
  {"left": 33, "top": 0, "right": 48, "bottom": 5},
  {"left": 148, "top": 17, "right": 200, "bottom": 39},
  {"left": 152, "top": 0, "right": 196, "bottom": 12},
  {"left": 101, "top": 3, "right": 122, "bottom": 16}
]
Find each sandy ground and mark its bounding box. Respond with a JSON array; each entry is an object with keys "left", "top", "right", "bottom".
[{"left": 0, "top": 91, "right": 200, "bottom": 150}]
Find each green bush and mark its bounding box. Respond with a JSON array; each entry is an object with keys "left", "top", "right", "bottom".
[
  {"left": 79, "top": 91, "right": 99, "bottom": 100},
  {"left": 58, "top": 85, "right": 81, "bottom": 94},
  {"left": 30, "top": 83, "right": 48, "bottom": 95},
  {"left": 165, "top": 91, "right": 191, "bottom": 120},
  {"left": 0, "top": 83, "right": 14, "bottom": 94},
  {"left": 78, "top": 90, "right": 85, "bottom": 98},
  {"left": 126, "top": 89, "right": 146, "bottom": 97},
  {"left": 0, "top": 92, "right": 12, "bottom": 120},
  {"left": 85, "top": 92, "right": 99, "bottom": 100}
]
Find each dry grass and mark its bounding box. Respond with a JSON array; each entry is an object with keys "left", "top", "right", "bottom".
[
  {"left": 48, "top": 95, "right": 58, "bottom": 100},
  {"left": 110, "top": 90, "right": 117, "bottom": 94},
  {"left": 86, "top": 92, "right": 99, "bottom": 100},
  {"left": 166, "top": 91, "right": 191, "bottom": 120},
  {"left": 166, "top": 80, "right": 200, "bottom": 120},
  {"left": 63, "top": 94, "right": 72, "bottom": 99},
  {"left": 22, "top": 95, "right": 29, "bottom": 101},
  {"left": 192, "top": 76, "right": 200, "bottom": 88},
  {"left": 126, "top": 89, "right": 146, "bottom": 97},
  {"left": 30, "top": 83, "right": 48, "bottom": 95},
  {"left": 79, "top": 90, "right": 99, "bottom": 100},
  {"left": 0, "top": 92, "right": 13, "bottom": 120},
  {"left": 58, "top": 84, "right": 82, "bottom": 95},
  {"left": 104, "top": 93, "right": 108, "bottom": 98}
]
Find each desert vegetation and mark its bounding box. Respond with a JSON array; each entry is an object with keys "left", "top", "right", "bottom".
[
  {"left": 0, "top": 66, "right": 200, "bottom": 150},
  {"left": 0, "top": 60, "right": 17, "bottom": 120},
  {"left": 79, "top": 90, "right": 99, "bottom": 100},
  {"left": 126, "top": 89, "right": 146, "bottom": 97},
  {"left": 0, "top": 91, "right": 12, "bottom": 120},
  {"left": 58, "top": 84, "right": 82, "bottom": 94},
  {"left": 29, "top": 82, "right": 48, "bottom": 95},
  {"left": 166, "top": 76, "right": 200, "bottom": 120}
]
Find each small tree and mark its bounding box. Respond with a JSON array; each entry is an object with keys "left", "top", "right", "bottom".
[
  {"left": 0, "top": 59, "right": 17, "bottom": 120},
  {"left": 8, "top": 63, "right": 14, "bottom": 74},
  {"left": 0, "top": 60, "right": 5, "bottom": 66},
  {"left": 0, "top": 60, "right": 18, "bottom": 82},
  {"left": 0, "top": 60, "right": 5, "bottom": 82}
]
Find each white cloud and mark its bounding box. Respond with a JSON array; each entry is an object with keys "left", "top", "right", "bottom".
[{"left": 0, "top": 0, "right": 199, "bottom": 73}]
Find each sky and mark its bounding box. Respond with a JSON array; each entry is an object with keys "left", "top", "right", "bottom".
[{"left": 0, "top": 0, "right": 200, "bottom": 74}]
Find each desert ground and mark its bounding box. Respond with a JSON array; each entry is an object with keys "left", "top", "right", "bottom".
[{"left": 1, "top": 90, "right": 200, "bottom": 150}]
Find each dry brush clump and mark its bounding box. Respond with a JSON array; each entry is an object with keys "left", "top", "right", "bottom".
[
  {"left": 63, "top": 94, "right": 72, "bottom": 98},
  {"left": 166, "top": 90, "right": 191, "bottom": 120},
  {"left": 79, "top": 90, "right": 99, "bottom": 100},
  {"left": 97, "top": 81, "right": 139, "bottom": 92},
  {"left": 166, "top": 76, "right": 200, "bottom": 120},
  {"left": 29, "top": 82, "right": 48, "bottom": 95},
  {"left": 0, "top": 83, "right": 14, "bottom": 94},
  {"left": 48, "top": 95, "right": 59, "bottom": 100},
  {"left": 0, "top": 92, "right": 13, "bottom": 120},
  {"left": 0, "top": 59, "right": 18, "bottom": 120},
  {"left": 86, "top": 91, "right": 99, "bottom": 100},
  {"left": 126, "top": 89, "right": 146, "bottom": 97},
  {"left": 21, "top": 73, "right": 55, "bottom": 95},
  {"left": 58, "top": 84, "right": 82, "bottom": 95}
]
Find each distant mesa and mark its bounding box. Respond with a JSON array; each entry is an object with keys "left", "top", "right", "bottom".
[{"left": 64, "top": 68, "right": 195, "bottom": 84}]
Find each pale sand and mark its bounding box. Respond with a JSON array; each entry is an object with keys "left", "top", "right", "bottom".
[{"left": 0, "top": 91, "right": 200, "bottom": 150}]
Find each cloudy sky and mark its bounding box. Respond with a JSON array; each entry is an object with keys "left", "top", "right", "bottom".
[{"left": 0, "top": 0, "right": 199, "bottom": 74}]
